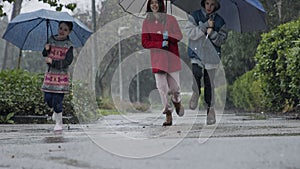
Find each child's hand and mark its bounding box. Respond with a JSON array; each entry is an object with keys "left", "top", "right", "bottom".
[
  {"left": 163, "top": 31, "right": 168, "bottom": 40},
  {"left": 207, "top": 28, "right": 213, "bottom": 36},
  {"left": 45, "top": 44, "right": 50, "bottom": 51},
  {"left": 162, "top": 40, "right": 168, "bottom": 50},
  {"left": 208, "top": 19, "right": 214, "bottom": 27},
  {"left": 45, "top": 57, "right": 52, "bottom": 64}
]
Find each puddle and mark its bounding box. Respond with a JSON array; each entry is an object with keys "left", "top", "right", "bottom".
[
  {"left": 0, "top": 164, "right": 10, "bottom": 168},
  {"left": 48, "top": 156, "right": 91, "bottom": 168},
  {"left": 43, "top": 136, "right": 69, "bottom": 143}
]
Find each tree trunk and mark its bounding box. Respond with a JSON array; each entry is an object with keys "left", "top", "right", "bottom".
[
  {"left": 96, "top": 51, "right": 117, "bottom": 98},
  {"left": 2, "top": 0, "right": 23, "bottom": 70},
  {"left": 276, "top": 0, "right": 282, "bottom": 22}
]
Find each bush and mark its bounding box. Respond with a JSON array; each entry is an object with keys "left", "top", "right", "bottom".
[
  {"left": 231, "top": 69, "right": 264, "bottom": 112},
  {"left": 255, "top": 18, "right": 300, "bottom": 112},
  {"left": 0, "top": 69, "right": 102, "bottom": 124},
  {"left": 0, "top": 69, "right": 47, "bottom": 116}
]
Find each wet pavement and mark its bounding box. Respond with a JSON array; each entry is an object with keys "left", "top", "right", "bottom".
[{"left": 0, "top": 110, "right": 300, "bottom": 169}]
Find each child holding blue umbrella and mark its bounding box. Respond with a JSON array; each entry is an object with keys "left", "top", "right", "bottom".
[
  {"left": 41, "top": 21, "right": 74, "bottom": 131},
  {"left": 185, "top": 0, "right": 227, "bottom": 125}
]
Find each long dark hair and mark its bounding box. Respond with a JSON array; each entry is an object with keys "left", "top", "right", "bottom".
[{"left": 145, "top": 0, "right": 166, "bottom": 23}]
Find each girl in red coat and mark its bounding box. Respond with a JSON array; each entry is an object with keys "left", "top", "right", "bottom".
[{"left": 142, "top": 0, "right": 184, "bottom": 126}]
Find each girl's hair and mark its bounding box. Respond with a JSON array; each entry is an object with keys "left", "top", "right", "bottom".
[
  {"left": 59, "top": 21, "right": 73, "bottom": 31},
  {"left": 146, "top": 0, "right": 165, "bottom": 13},
  {"left": 145, "top": 0, "right": 166, "bottom": 23}
]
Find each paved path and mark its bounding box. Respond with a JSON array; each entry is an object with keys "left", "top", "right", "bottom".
[{"left": 0, "top": 111, "right": 299, "bottom": 169}]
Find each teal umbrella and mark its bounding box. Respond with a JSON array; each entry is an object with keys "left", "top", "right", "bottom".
[{"left": 2, "top": 9, "right": 92, "bottom": 51}]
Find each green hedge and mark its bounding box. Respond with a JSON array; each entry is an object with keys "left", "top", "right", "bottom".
[
  {"left": 0, "top": 70, "right": 46, "bottom": 116},
  {"left": 255, "top": 18, "right": 300, "bottom": 112},
  {"left": 232, "top": 18, "right": 300, "bottom": 113},
  {"left": 0, "top": 69, "right": 101, "bottom": 124},
  {"left": 231, "top": 69, "right": 264, "bottom": 112}
]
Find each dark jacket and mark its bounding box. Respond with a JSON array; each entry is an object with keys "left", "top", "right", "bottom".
[{"left": 185, "top": 8, "right": 227, "bottom": 68}]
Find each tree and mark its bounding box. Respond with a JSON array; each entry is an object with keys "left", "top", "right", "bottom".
[
  {"left": 94, "top": 0, "right": 125, "bottom": 99},
  {"left": 221, "top": 32, "right": 260, "bottom": 84},
  {"left": 260, "top": 0, "right": 300, "bottom": 30},
  {"left": 0, "top": 0, "right": 14, "bottom": 17},
  {"left": 0, "top": 0, "right": 76, "bottom": 17},
  {"left": 95, "top": 0, "right": 157, "bottom": 103},
  {"left": 2, "top": 0, "right": 23, "bottom": 70}
]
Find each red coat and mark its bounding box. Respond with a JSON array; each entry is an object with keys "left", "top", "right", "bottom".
[{"left": 142, "top": 14, "right": 183, "bottom": 73}]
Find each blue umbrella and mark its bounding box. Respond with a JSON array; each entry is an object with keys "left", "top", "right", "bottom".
[
  {"left": 2, "top": 9, "right": 93, "bottom": 51},
  {"left": 171, "top": 0, "right": 267, "bottom": 32}
]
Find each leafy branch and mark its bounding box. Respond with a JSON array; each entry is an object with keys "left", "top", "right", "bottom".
[
  {"left": 0, "top": 112, "right": 15, "bottom": 124},
  {"left": 0, "top": 0, "right": 77, "bottom": 17}
]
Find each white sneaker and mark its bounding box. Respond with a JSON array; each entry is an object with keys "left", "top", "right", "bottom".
[
  {"left": 54, "top": 123, "right": 63, "bottom": 131},
  {"left": 53, "top": 112, "right": 63, "bottom": 131}
]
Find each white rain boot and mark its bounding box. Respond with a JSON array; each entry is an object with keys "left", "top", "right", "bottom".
[
  {"left": 53, "top": 112, "right": 63, "bottom": 131},
  {"left": 51, "top": 111, "right": 56, "bottom": 121}
]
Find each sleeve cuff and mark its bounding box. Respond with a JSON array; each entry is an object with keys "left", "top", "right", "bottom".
[{"left": 209, "top": 31, "right": 218, "bottom": 40}]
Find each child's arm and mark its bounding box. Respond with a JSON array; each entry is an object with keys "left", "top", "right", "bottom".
[{"left": 208, "top": 24, "right": 227, "bottom": 47}]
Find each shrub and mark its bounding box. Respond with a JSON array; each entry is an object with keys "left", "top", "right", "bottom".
[
  {"left": 255, "top": 18, "right": 300, "bottom": 112},
  {"left": 0, "top": 69, "right": 47, "bottom": 116},
  {"left": 0, "top": 69, "right": 102, "bottom": 124},
  {"left": 231, "top": 69, "right": 264, "bottom": 112}
]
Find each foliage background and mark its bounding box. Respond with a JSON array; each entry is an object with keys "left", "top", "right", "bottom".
[
  {"left": 255, "top": 18, "right": 300, "bottom": 112},
  {"left": 0, "top": 0, "right": 300, "bottom": 124},
  {"left": 231, "top": 18, "right": 300, "bottom": 113}
]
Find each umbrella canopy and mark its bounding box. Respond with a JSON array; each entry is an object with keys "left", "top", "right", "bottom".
[
  {"left": 119, "top": 0, "right": 187, "bottom": 20},
  {"left": 2, "top": 9, "right": 93, "bottom": 51},
  {"left": 171, "top": 0, "right": 267, "bottom": 32}
]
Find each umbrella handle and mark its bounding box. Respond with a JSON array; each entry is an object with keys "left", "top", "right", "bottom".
[
  {"left": 46, "top": 19, "right": 49, "bottom": 43},
  {"left": 47, "top": 63, "right": 51, "bottom": 72},
  {"left": 46, "top": 19, "right": 51, "bottom": 72}
]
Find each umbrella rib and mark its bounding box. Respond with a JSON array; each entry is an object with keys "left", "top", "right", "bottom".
[
  {"left": 119, "top": 0, "right": 137, "bottom": 16},
  {"left": 236, "top": 1, "right": 243, "bottom": 32},
  {"left": 49, "top": 20, "right": 59, "bottom": 37},
  {"left": 137, "top": 0, "right": 148, "bottom": 17},
  {"left": 229, "top": 0, "right": 242, "bottom": 32},
  {"left": 121, "top": 0, "right": 137, "bottom": 14},
  {"left": 2, "top": 18, "right": 40, "bottom": 41},
  {"left": 20, "top": 19, "right": 45, "bottom": 49},
  {"left": 126, "top": 0, "right": 136, "bottom": 11},
  {"left": 119, "top": 0, "right": 148, "bottom": 18}
]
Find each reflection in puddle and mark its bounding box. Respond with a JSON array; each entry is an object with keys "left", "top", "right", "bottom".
[
  {"left": 43, "top": 136, "right": 68, "bottom": 143},
  {"left": 48, "top": 156, "right": 91, "bottom": 168}
]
